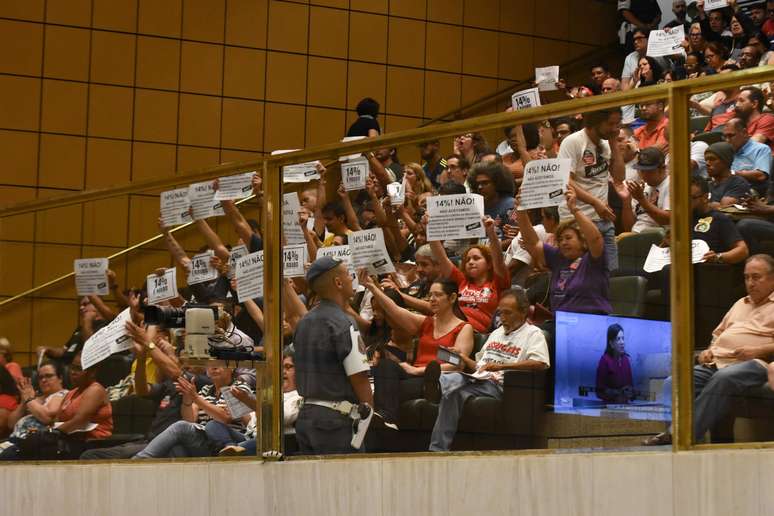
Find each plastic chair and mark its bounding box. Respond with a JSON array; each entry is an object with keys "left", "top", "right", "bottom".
[{"left": 609, "top": 276, "right": 648, "bottom": 318}]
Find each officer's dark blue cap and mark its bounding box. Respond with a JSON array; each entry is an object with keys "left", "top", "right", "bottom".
[{"left": 306, "top": 256, "right": 342, "bottom": 286}]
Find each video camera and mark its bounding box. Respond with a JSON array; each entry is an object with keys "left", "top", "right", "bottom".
[
  {"left": 143, "top": 304, "right": 262, "bottom": 363},
  {"left": 144, "top": 304, "right": 219, "bottom": 359}
]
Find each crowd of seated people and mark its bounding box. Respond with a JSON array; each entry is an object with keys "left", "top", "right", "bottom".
[{"left": 2, "top": 1, "right": 774, "bottom": 458}]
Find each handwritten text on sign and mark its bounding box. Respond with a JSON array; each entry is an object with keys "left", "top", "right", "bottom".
[
  {"left": 426, "top": 194, "right": 485, "bottom": 241},
  {"left": 518, "top": 158, "right": 572, "bottom": 210},
  {"left": 74, "top": 258, "right": 109, "bottom": 296}
]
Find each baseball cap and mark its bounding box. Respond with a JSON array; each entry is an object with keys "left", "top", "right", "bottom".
[
  {"left": 306, "top": 256, "right": 342, "bottom": 287},
  {"left": 633, "top": 147, "right": 665, "bottom": 171}
]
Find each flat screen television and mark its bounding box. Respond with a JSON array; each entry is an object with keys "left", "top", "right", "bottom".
[{"left": 553, "top": 311, "right": 672, "bottom": 421}]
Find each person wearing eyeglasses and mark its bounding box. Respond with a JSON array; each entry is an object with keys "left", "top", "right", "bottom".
[{"left": 0, "top": 362, "right": 68, "bottom": 459}]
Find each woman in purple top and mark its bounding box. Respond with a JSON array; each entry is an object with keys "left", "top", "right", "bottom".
[
  {"left": 595, "top": 324, "right": 634, "bottom": 403},
  {"left": 516, "top": 186, "right": 612, "bottom": 315}
]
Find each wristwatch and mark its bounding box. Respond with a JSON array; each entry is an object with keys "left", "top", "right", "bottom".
[
  {"left": 717, "top": 253, "right": 725, "bottom": 264},
  {"left": 146, "top": 341, "right": 156, "bottom": 351}
]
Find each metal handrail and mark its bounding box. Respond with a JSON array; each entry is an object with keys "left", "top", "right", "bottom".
[
  {"left": 4, "top": 64, "right": 774, "bottom": 455},
  {"left": 2, "top": 65, "right": 772, "bottom": 219}
]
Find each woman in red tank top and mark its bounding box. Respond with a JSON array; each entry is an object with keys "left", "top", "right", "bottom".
[
  {"left": 364, "top": 277, "right": 473, "bottom": 376},
  {"left": 54, "top": 353, "right": 112, "bottom": 439}
]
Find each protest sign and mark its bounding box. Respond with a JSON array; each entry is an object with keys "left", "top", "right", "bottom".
[
  {"left": 283, "top": 163, "right": 320, "bottom": 183},
  {"left": 426, "top": 193, "right": 486, "bottom": 241},
  {"left": 283, "top": 244, "right": 307, "bottom": 278},
  {"left": 213, "top": 172, "right": 254, "bottom": 201},
  {"left": 349, "top": 228, "right": 395, "bottom": 274},
  {"left": 228, "top": 244, "right": 248, "bottom": 279},
  {"left": 647, "top": 26, "right": 686, "bottom": 58},
  {"left": 74, "top": 258, "right": 109, "bottom": 296},
  {"left": 236, "top": 251, "right": 264, "bottom": 301},
  {"left": 518, "top": 158, "right": 572, "bottom": 210},
  {"left": 187, "top": 250, "right": 218, "bottom": 285},
  {"left": 643, "top": 240, "right": 711, "bottom": 273},
  {"left": 283, "top": 192, "right": 306, "bottom": 246},
  {"left": 342, "top": 157, "right": 369, "bottom": 191},
  {"left": 222, "top": 389, "right": 253, "bottom": 419},
  {"left": 387, "top": 181, "right": 406, "bottom": 206},
  {"left": 535, "top": 66, "right": 559, "bottom": 91},
  {"left": 81, "top": 309, "right": 133, "bottom": 370},
  {"left": 189, "top": 181, "right": 224, "bottom": 220},
  {"left": 705, "top": 0, "right": 728, "bottom": 10},
  {"left": 317, "top": 245, "right": 358, "bottom": 289},
  {"left": 511, "top": 88, "right": 541, "bottom": 111},
  {"left": 160, "top": 187, "right": 192, "bottom": 227},
  {"left": 147, "top": 268, "right": 178, "bottom": 304}
]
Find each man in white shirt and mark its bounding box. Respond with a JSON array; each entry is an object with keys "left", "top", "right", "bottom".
[
  {"left": 558, "top": 108, "right": 625, "bottom": 271},
  {"left": 428, "top": 288, "right": 550, "bottom": 451},
  {"left": 619, "top": 147, "right": 671, "bottom": 233}
]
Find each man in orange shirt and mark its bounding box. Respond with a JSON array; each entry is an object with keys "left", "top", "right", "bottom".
[
  {"left": 634, "top": 100, "right": 668, "bottom": 151},
  {"left": 645, "top": 254, "right": 774, "bottom": 445}
]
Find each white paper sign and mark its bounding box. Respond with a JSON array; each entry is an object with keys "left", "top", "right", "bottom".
[
  {"left": 213, "top": 172, "right": 255, "bottom": 201},
  {"left": 147, "top": 268, "right": 178, "bottom": 304},
  {"left": 81, "top": 308, "right": 133, "bottom": 370},
  {"left": 283, "top": 244, "right": 307, "bottom": 278},
  {"left": 236, "top": 251, "right": 264, "bottom": 301},
  {"left": 705, "top": 0, "right": 729, "bottom": 10},
  {"left": 316, "top": 245, "right": 358, "bottom": 288},
  {"left": 283, "top": 163, "right": 320, "bottom": 183},
  {"left": 647, "top": 26, "right": 686, "bottom": 58},
  {"left": 511, "top": 88, "right": 541, "bottom": 111},
  {"left": 187, "top": 250, "right": 218, "bottom": 285},
  {"left": 222, "top": 389, "right": 253, "bottom": 419},
  {"left": 426, "top": 194, "right": 486, "bottom": 242},
  {"left": 74, "top": 258, "right": 109, "bottom": 296},
  {"left": 342, "top": 157, "right": 369, "bottom": 191},
  {"left": 228, "top": 244, "right": 249, "bottom": 279},
  {"left": 160, "top": 187, "right": 192, "bottom": 227},
  {"left": 387, "top": 181, "right": 405, "bottom": 206},
  {"left": 339, "top": 136, "right": 366, "bottom": 162},
  {"left": 349, "top": 228, "right": 395, "bottom": 274},
  {"left": 283, "top": 192, "right": 306, "bottom": 246},
  {"left": 642, "top": 240, "right": 711, "bottom": 273},
  {"left": 189, "top": 181, "right": 224, "bottom": 220},
  {"left": 518, "top": 158, "right": 572, "bottom": 210},
  {"left": 535, "top": 66, "right": 559, "bottom": 91}
]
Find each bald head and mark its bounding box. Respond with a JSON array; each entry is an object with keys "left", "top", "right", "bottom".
[{"left": 601, "top": 78, "right": 621, "bottom": 94}]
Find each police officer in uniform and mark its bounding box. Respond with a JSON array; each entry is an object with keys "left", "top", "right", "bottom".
[{"left": 294, "top": 256, "right": 373, "bottom": 454}]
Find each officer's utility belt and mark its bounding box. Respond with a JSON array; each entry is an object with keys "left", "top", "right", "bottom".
[
  {"left": 302, "top": 399, "right": 373, "bottom": 449},
  {"left": 303, "top": 399, "right": 359, "bottom": 418}
]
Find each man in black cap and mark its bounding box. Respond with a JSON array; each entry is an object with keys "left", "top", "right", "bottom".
[
  {"left": 293, "top": 256, "right": 373, "bottom": 454},
  {"left": 619, "top": 147, "right": 671, "bottom": 233},
  {"left": 705, "top": 141, "right": 753, "bottom": 209}
]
